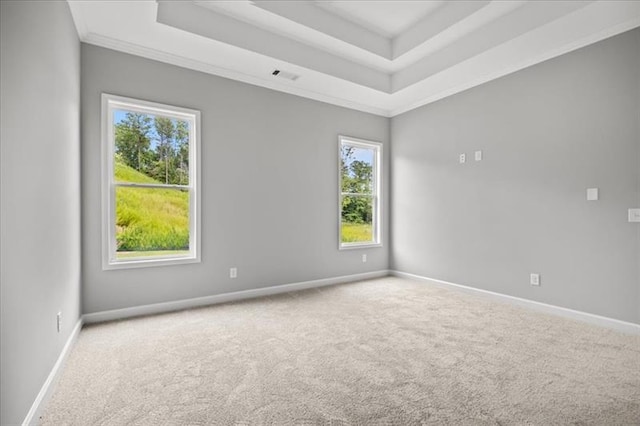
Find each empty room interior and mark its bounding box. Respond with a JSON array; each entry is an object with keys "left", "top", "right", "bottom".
[{"left": 1, "top": 0, "right": 640, "bottom": 424}]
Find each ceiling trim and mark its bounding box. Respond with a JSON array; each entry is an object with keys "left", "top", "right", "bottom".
[
  {"left": 157, "top": 1, "right": 391, "bottom": 92},
  {"left": 251, "top": 0, "right": 392, "bottom": 59},
  {"left": 388, "top": 4, "right": 640, "bottom": 116},
  {"left": 392, "top": 0, "right": 593, "bottom": 92},
  {"left": 192, "top": 0, "right": 393, "bottom": 74},
  {"left": 81, "top": 32, "right": 393, "bottom": 117},
  {"left": 68, "top": 0, "right": 640, "bottom": 118},
  {"left": 392, "top": 1, "right": 490, "bottom": 60},
  {"left": 315, "top": 1, "right": 442, "bottom": 39}
]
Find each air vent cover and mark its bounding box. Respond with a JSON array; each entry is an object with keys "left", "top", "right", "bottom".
[{"left": 272, "top": 69, "right": 299, "bottom": 81}]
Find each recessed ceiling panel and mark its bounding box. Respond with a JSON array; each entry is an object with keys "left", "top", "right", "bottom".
[
  {"left": 250, "top": 0, "right": 392, "bottom": 60},
  {"left": 317, "top": 1, "right": 445, "bottom": 38},
  {"left": 67, "top": 0, "right": 640, "bottom": 117},
  {"left": 157, "top": 1, "right": 391, "bottom": 92}
]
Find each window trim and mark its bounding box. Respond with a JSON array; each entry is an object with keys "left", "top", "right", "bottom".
[
  {"left": 338, "top": 135, "right": 382, "bottom": 250},
  {"left": 101, "top": 93, "right": 201, "bottom": 270}
]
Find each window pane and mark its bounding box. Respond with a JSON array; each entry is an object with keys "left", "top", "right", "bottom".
[
  {"left": 340, "top": 145, "right": 374, "bottom": 194},
  {"left": 115, "top": 186, "right": 190, "bottom": 259},
  {"left": 341, "top": 195, "right": 374, "bottom": 244},
  {"left": 113, "top": 109, "right": 190, "bottom": 185}
]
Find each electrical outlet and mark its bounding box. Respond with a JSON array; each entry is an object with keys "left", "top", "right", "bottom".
[
  {"left": 530, "top": 273, "right": 540, "bottom": 286},
  {"left": 362, "top": 254, "right": 367, "bottom": 263},
  {"left": 459, "top": 153, "right": 466, "bottom": 164},
  {"left": 230, "top": 267, "right": 237, "bottom": 279},
  {"left": 56, "top": 312, "right": 62, "bottom": 333}
]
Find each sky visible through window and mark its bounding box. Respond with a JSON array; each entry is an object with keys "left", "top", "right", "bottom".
[
  {"left": 114, "top": 109, "right": 183, "bottom": 151},
  {"left": 344, "top": 146, "right": 374, "bottom": 169}
]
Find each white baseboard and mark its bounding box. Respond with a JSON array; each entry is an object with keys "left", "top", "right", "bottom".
[
  {"left": 83, "top": 270, "right": 390, "bottom": 324},
  {"left": 18, "top": 270, "right": 638, "bottom": 425},
  {"left": 391, "top": 270, "right": 640, "bottom": 335},
  {"left": 22, "top": 318, "right": 84, "bottom": 426}
]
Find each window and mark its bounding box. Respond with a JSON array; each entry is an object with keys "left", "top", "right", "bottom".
[
  {"left": 339, "top": 136, "right": 382, "bottom": 249},
  {"left": 102, "top": 94, "right": 200, "bottom": 269}
]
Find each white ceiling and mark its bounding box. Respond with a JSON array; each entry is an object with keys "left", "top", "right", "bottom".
[
  {"left": 68, "top": 0, "right": 640, "bottom": 117},
  {"left": 316, "top": 1, "right": 445, "bottom": 38}
]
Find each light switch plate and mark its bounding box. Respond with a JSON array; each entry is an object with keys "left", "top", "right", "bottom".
[
  {"left": 629, "top": 208, "right": 640, "bottom": 223},
  {"left": 475, "top": 150, "right": 482, "bottom": 161},
  {"left": 587, "top": 188, "right": 598, "bottom": 201}
]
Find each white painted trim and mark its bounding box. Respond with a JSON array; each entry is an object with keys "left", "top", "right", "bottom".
[
  {"left": 338, "top": 136, "right": 383, "bottom": 249},
  {"left": 22, "top": 319, "right": 84, "bottom": 426},
  {"left": 156, "top": 1, "right": 391, "bottom": 93},
  {"left": 101, "top": 94, "right": 201, "bottom": 270},
  {"left": 18, "top": 270, "right": 639, "bottom": 425},
  {"left": 81, "top": 33, "right": 392, "bottom": 118},
  {"left": 389, "top": 13, "right": 640, "bottom": 116},
  {"left": 391, "top": 271, "right": 640, "bottom": 335},
  {"left": 249, "top": 1, "right": 392, "bottom": 59},
  {"left": 83, "top": 270, "right": 390, "bottom": 324},
  {"left": 69, "top": 0, "right": 640, "bottom": 118}
]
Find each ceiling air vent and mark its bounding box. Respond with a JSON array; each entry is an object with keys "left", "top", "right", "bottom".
[{"left": 272, "top": 69, "right": 299, "bottom": 81}]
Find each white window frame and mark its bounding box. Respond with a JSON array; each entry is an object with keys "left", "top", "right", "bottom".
[
  {"left": 338, "top": 135, "right": 382, "bottom": 250},
  {"left": 101, "top": 93, "right": 201, "bottom": 270}
]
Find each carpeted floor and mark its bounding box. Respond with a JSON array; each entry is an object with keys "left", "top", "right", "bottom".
[{"left": 41, "top": 277, "right": 640, "bottom": 425}]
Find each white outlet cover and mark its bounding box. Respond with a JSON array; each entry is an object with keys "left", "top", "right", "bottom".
[
  {"left": 459, "top": 153, "right": 466, "bottom": 164},
  {"left": 587, "top": 188, "right": 598, "bottom": 201},
  {"left": 475, "top": 150, "right": 482, "bottom": 161},
  {"left": 629, "top": 208, "right": 640, "bottom": 223},
  {"left": 530, "top": 273, "right": 540, "bottom": 286},
  {"left": 362, "top": 254, "right": 367, "bottom": 263}
]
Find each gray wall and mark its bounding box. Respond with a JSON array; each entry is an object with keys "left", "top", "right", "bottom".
[
  {"left": 391, "top": 29, "right": 640, "bottom": 324},
  {"left": 0, "top": 2, "right": 81, "bottom": 425},
  {"left": 1, "top": 12, "right": 636, "bottom": 423},
  {"left": 81, "top": 45, "right": 390, "bottom": 314}
]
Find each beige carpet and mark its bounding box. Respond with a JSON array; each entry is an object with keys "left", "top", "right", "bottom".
[{"left": 41, "top": 277, "right": 640, "bottom": 425}]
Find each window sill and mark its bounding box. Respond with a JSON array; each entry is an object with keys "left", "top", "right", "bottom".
[
  {"left": 339, "top": 242, "right": 383, "bottom": 250},
  {"left": 103, "top": 255, "right": 200, "bottom": 270}
]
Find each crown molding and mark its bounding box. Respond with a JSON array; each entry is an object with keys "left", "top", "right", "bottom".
[
  {"left": 68, "top": 0, "right": 640, "bottom": 118},
  {"left": 389, "top": 5, "right": 640, "bottom": 116},
  {"left": 81, "top": 32, "right": 392, "bottom": 117}
]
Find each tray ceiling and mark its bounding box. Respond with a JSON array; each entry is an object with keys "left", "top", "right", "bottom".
[{"left": 68, "top": 1, "right": 640, "bottom": 117}]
